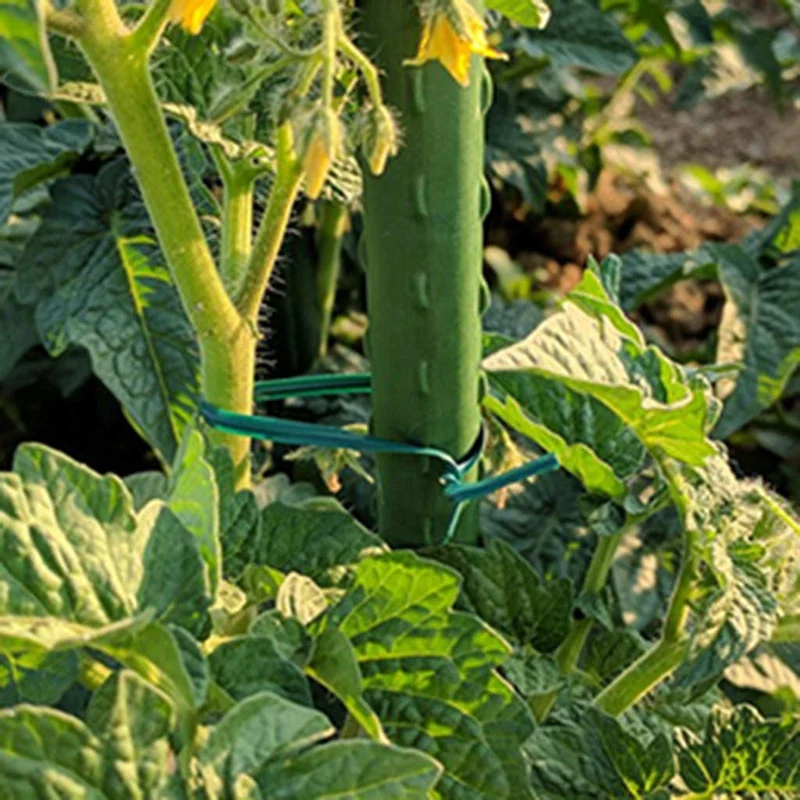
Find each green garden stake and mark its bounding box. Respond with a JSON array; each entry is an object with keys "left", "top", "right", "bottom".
[{"left": 360, "top": 0, "right": 488, "bottom": 546}]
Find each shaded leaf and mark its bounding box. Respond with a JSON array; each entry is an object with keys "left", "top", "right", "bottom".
[
  {"left": 424, "top": 538, "right": 572, "bottom": 652},
  {"left": 0, "top": 0, "right": 56, "bottom": 92},
  {"left": 517, "top": 0, "right": 638, "bottom": 74},
  {"left": 199, "top": 691, "right": 332, "bottom": 782},
  {"left": 209, "top": 635, "right": 312, "bottom": 707},
  {"left": 0, "top": 120, "right": 93, "bottom": 224},
  {"left": 712, "top": 244, "right": 800, "bottom": 437},
  {"left": 16, "top": 160, "right": 199, "bottom": 462},
  {"left": 231, "top": 499, "right": 385, "bottom": 587},
  {"left": 526, "top": 706, "right": 674, "bottom": 799}
]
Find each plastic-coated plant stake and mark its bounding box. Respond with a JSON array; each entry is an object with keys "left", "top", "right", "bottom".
[{"left": 360, "top": 0, "right": 489, "bottom": 546}]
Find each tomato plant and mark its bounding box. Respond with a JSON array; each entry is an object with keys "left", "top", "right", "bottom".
[{"left": 0, "top": 0, "right": 799, "bottom": 798}]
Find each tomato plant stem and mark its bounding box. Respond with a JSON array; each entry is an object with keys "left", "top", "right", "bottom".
[
  {"left": 75, "top": 5, "right": 256, "bottom": 486},
  {"left": 238, "top": 122, "right": 304, "bottom": 323},
  {"left": 593, "top": 638, "right": 688, "bottom": 716},
  {"left": 595, "top": 465, "right": 697, "bottom": 716},
  {"left": 316, "top": 200, "right": 347, "bottom": 358},
  {"left": 213, "top": 150, "right": 259, "bottom": 299},
  {"left": 530, "top": 531, "right": 623, "bottom": 721}
]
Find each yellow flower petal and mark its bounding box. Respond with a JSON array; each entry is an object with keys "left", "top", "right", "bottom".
[
  {"left": 407, "top": 1, "right": 507, "bottom": 87},
  {"left": 170, "top": 0, "right": 218, "bottom": 35}
]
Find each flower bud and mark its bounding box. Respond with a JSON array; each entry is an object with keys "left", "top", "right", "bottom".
[
  {"left": 363, "top": 105, "right": 399, "bottom": 177},
  {"left": 301, "top": 108, "right": 343, "bottom": 200}
]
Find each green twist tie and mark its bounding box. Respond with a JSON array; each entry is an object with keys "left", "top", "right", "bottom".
[{"left": 200, "top": 373, "right": 559, "bottom": 544}]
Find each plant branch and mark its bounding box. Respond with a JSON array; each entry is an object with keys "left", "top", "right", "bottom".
[
  {"left": 338, "top": 32, "right": 384, "bottom": 107},
  {"left": 76, "top": 3, "right": 257, "bottom": 486},
  {"left": 130, "top": 0, "right": 173, "bottom": 55},
  {"left": 316, "top": 200, "right": 347, "bottom": 358},
  {"left": 237, "top": 122, "right": 304, "bottom": 322},
  {"left": 593, "top": 638, "right": 688, "bottom": 716},
  {"left": 593, "top": 462, "right": 698, "bottom": 716},
  {"left": 530, "top": 529, "right": 624, "bottom": 721},
  {"left": 44, "top": 2, "right": 85, "bottom": 37},
  {"left": 212, "top": 148, "right": 260, "bottom": 299}
]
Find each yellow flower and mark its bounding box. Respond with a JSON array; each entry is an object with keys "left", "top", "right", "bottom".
[
  {"left": 407, "top": 0, "right": 507, "bottom": 87},
  {"left": 170, "top": 0, "right": 217, "bottom": 35}
]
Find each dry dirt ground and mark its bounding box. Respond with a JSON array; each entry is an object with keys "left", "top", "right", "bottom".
[{"left": 494, "top": 0, "right": 799, "bottom": 355}]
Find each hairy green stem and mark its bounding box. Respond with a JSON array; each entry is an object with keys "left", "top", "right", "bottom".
[
  {"left": 316, "top": 200, "right": 347, "bottom": 358},
  {"left": 129, "top": 0, "right": 171, "bottom": 55},
  {"left": 238, "top": 123, "right": 304, "bottom": 322},
  {"left": 360, "top": 0, "right": 486, "bottom": 546},
  {"left": 214, "top": 152, "right": 258, "bottom": 298},
  {"left": 74, "top": 4, "right": 256, "bottom": 486}
]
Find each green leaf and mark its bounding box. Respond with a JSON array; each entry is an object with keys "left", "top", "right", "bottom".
[
  {"left": 481, "top": 469, "right": 593, "bottom": 583},
  {"left": 0, "top": 650, "right": 78, "bottom": 707},
  {"left": 248, "top": 612, "right": 312, "bottom": 667},
  {"left": 483, "top": 271, "right": 716, "bottom": 493},
  {"left": 317, "top": 551, "right": 536, "bottom": 799},
  {"left": 503, "top": 652, "right": 565, "bottom": 698},
  {"left": 0, "top": 444, "right": 211, "bottom": 679},
  {"left": 711, "top": 244, "right": 800, "bottom": 437},
  {"left": 168, "top": 429, "right": 222, "bottom": 596},
  {"left": 0, "top": 268, "right": 38, "bottom": 381},
  {"left": 16, "top": 160, "right": 200, "bottom": 463},
  {"left": 754, "top": 180, "right": 800, "bottom": 256},
  {"left": 136, "top": 502, "right": 212, "bottom": 636},
  {"left": 672, "top": 458, "right": 790, "bottom": 688},
  {"left": 86, "top": 671, "right": 175, "bottom": 795},
  {"left": 487, "top": 0, "right": 550, "bottom": 28},
  {"left": 125, "top": 471, "right": 168, "bottom": 510},
  {"left": 199, "top": 691, "right": 333, "bottom": 782},
  {"left": 517, "top": 0, "right": 638, "bottom": 74},
  {"left": 306, "top": 627, "right": 387, "bottom": 743},
  {"left": 0, "top": 0, "right": 56, "bottom": 93},
  {"left": 423, "top": 538, "right": 572, "bottom": 653},
  {"left": 0, "top": 120, "right": 93, "bottom": 225},
  {"left": 209, "top": 635, "right": 313, "bottom": 707},
  {"left": 105, "top": 622, "right": 206, "bottom": 714},
  {"left": 619, "top": 249, "right": 716, "bottom": 311},
  {"left": 208, "top": 446, "right": 259, "bottom": 575},
  {"left": 231, "top": 499, "right": 385, "bottom": 587},
  {"left": 0, "top": 670, "right": 173, "bottom": 798},
  {"left": 254, "top": 740, "right": 442, "bottom": 800},
  {"left": 525, "top": 706, "right": 674, "bottom": 799},
  {"left": 676, "top": 706, "right": 800, "bottom": 797}
]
